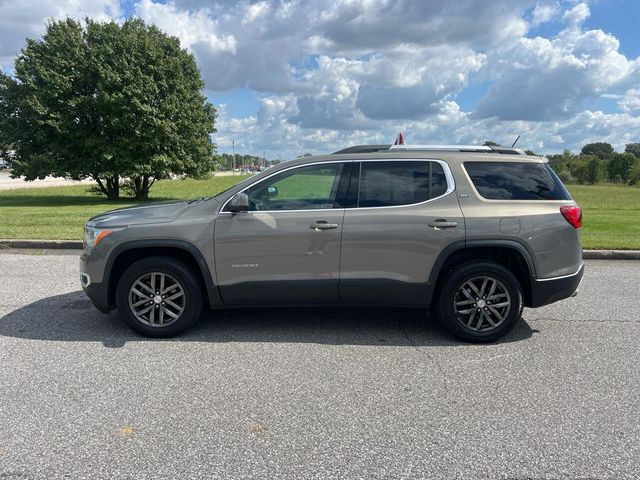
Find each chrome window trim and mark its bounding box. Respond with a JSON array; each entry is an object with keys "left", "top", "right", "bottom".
[{"left": 218, "top": 158, "right": 455, "bottom": 214}]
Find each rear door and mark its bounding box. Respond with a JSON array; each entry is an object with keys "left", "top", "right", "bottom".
[
  {"left": 214, "top": 161, "right": 351, "bottom": 305},
  {"left": 339, "top": 159, "right": 465, "bottom": 305}
]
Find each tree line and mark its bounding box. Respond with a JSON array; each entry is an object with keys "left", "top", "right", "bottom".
[
  {"left": 545, "top": 142, "right": 640, "bottom": 185},
  {"left": 213, "top": 153, "right": 280, "bottom": 171},
  {"left": 485, "top": 141, "right": 640, "bottom": 185}
]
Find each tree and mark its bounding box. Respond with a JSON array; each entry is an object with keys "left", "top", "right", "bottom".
[
  {"left": 580, "top": 142, "right": 614, "bottom": 160},
  {"left": 483, "top": 141, "right": 499, "bottom": 146},
  {"left": 0, "top": 18, "right": 216, "bottom": 199},
  {"left": 573, "top": 155, "right": 606, "bottom": 185},
  {"left": 629, "top": 162, "right": 640, "bottom": 185},
  {"left": 607, "top": 153, "right": 638, "bottom": 183},
  {"left": 625, "top": 143, "right": 640, "bottom": 158},
  {"left": 546, "top": 149, "right": 575, "bottom": 183}
]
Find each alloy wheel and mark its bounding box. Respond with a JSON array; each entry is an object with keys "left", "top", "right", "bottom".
[
  {"left": 453, "top": 275, "right": 511, "bottom": 332},
  {"left": 128, "top": 272, "right": 185, "bottom": 327}
]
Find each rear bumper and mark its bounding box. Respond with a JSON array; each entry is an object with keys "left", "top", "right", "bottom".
[{"left": 529, "top": 264, "right": 584, "bottom": 308}]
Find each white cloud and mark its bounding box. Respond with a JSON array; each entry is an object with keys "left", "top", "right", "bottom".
[
  {"left": 135, "top": 0, "right": 236, "bottom": 53},
  {"left": 562, "top": 2, "right": 590, "bottom": 29},
  {"left": 1, "top": 0, "right": 639, "bottom": 159},
  {"left": 475, "top": 11, "right": 636, "bottom": 121},
  {"left": 619, "top": 89, "right": 640, "bottom": 114},
  {"left": 0, "top": 0, "right": 122, "bottom": 66},
  {"left": 531, "top": 2, "right": 559, "bottom": 27},
  {"left": 144, "top": 0, "right": 640, "bottom": 157}
]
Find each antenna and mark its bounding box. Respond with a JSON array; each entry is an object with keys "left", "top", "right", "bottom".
[{"left": 511, "top": 135, "right": 521, "bottom": 148}]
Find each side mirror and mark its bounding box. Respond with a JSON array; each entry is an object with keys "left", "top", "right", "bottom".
[
  {"left": 266, "top": 185, "right": 278, "bottom": 198},
  {"left": 228, "top": 192, "right": 249, "bottom": 213}
]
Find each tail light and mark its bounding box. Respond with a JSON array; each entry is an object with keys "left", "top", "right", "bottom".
[{"left": 560, "top": 205, "right": 582, "bottom": 229}]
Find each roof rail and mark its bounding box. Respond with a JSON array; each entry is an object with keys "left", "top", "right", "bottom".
[
  {"left": 389, "top": 144, "right": 492, "bottom": 152},
  {"left": 486, "top": 146, "right": 526, "bottom": 155},
  {"left": 333, "top": 145, "right": 392, "bottom": 154},
  {"left": 333, "top": 144, "right": 525, "bottom": 155}
]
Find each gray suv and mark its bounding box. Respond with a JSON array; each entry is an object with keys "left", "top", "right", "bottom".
[{"left": 80, "top": 144, "right": 584, "bottom": 342}]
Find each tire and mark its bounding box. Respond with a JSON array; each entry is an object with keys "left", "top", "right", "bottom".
[
  {"left": 115, "top": 256, "right": 204, "bottom": 337},
  {"left": 436, "top": 261, "right": 523, "bottom": 343}
]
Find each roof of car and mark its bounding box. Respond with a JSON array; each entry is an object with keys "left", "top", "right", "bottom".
[
  {"left": 333, "top": 144, "right": 527, "bottom": 155},
  {"left": 282, "top": 147, "right": 546, "bottom": 167}
]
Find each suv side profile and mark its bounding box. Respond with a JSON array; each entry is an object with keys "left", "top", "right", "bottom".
[{"left": 80, "top": 144, "right": 584, "bottom": 342}]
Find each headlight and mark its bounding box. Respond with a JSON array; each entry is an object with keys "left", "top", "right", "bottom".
[{"left": 83, "top": 223, "right": 125, "bottom": 251}]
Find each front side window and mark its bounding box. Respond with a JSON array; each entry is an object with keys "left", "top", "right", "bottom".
[
  {"left": 464, "top": 162, "right": 571, "bottom": 200},
  {"left": 244, "top": 163, "right": 344, "bottom": 211},
  {"left": 357, "top": 161, "right": 448, "bottom": 208}
]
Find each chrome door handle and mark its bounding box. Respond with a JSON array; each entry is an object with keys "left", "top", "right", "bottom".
[
  {"left": 428, "top": 219, "right": 458, "bottom": 229},
  {"left": 310, "top": 221, "right": 338, "bottom": 230}
]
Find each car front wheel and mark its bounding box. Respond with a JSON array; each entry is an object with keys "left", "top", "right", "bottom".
[{"left": 115, "top": 256, "right": 204, "bottom": 337}]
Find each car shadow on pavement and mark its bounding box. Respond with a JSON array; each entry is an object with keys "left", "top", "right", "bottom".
[{"left": 0, "top": 291, "right": 535, "bottom": 348}]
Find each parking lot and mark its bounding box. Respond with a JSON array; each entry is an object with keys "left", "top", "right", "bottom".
[{"left": 0, "top": 251, "right": 638, "bottom": 479}]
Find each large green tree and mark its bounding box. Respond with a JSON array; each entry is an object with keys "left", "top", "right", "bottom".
[
  {"left": 625, "top": 143, "right": 640, "bottom": 158},
  {"left": 580, "top": 142, "right": 614, "bottom": 160},
  {"left": 0, "top": 18, "right": 216, "bottom": 199},
  {"left": 573, "top": 155, "right": 606, "bottom": 184},
  {"left": 607, "top": 152, "right": 638, "bottom": 183},
  {"left": 546, "top": 149, "right": 576, "bottom": 183}
]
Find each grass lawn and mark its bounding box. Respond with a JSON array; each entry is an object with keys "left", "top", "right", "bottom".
[
  {"left": 0, "top": 178, "right": 639, "bottom": 249},
  {"left": 0, "top": 176, "right": 249, "bottom": 240},
  {"left": 566, "top": 184, "right": 640, "bottom": 250}
]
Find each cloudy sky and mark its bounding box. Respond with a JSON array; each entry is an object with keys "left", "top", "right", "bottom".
[{"left": 1, "top": 0, "right": 639, "bottom": 159}]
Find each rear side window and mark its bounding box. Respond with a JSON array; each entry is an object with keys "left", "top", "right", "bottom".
[
  {"left": 357, "top": 161, "right": 448, "bottom": 208},
  {"left": 464, "top": 162, "right": 570, "bottom": 200}
]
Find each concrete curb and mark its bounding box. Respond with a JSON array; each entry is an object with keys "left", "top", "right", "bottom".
[
  {"left": 581, "top": 250, "right": 640, "bottom": 260},
  {"left": 0, "top": 239, "right": 83, "bottom": 250},
  {"left": 1, "top": 239, "right": 640, "bottom": 260}
]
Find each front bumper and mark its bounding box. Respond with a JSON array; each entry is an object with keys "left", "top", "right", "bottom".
[
  {"left": 529, "top": 263, "right": 584, "bottom": 308},
  {"left": 82, "top": 281, "right": 110, "bottom": 313},
  {"left": 80, "top": 254, "right": 111, "bottom": 313}
]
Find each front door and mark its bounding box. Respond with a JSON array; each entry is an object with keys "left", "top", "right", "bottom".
[
  {"left": 214, "top": 162, "right": 350, "bottom": 305},
  {"left": 339, "top": 159, "right": 465, "bottom": 305}
]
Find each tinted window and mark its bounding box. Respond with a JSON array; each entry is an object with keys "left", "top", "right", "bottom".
[
  {"left": 358, "top": 161, "right": 448, "bottom": 208},
  {"left": 464, "top": 162, "right": 570, "bottom": 200},
  {"left": 245, "top": 163, "right": 344, "bottom": 211}
]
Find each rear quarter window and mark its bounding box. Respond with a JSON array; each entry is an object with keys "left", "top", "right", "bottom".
[{"left": 464, "top": 162, "right": 571, "bottom": 200}]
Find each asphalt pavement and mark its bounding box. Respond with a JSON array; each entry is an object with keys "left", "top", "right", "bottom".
[{"left": 0, "top": 252, "right": 638, "bottom": 479}]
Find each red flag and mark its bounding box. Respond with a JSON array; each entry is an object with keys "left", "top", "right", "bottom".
[{"left": 394, "top": 132, "right": 405, "bottom": 145}]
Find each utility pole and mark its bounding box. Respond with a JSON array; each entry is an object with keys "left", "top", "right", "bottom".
[
  {"left": 263, "top": 150, "right": 266, "bottom": 169},
  {"left": 232, "top": 139, "right": 236, "bottom": 175}
]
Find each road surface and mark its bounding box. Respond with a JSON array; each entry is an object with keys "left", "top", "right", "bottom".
[{"left": 0, "top": 252, "right": 638, "bottom": 479}]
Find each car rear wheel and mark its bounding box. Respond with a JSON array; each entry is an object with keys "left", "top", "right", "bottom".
[
  {"left": 436, "top": 261, "right": 523, "bottom": 343},
  {"left": 115, "top": 256, "right": 204, "bottom": 337}
]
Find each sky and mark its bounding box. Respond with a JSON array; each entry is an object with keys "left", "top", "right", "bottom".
[{"left": 1, "top": 0, "right": 639, "bottom": 159}]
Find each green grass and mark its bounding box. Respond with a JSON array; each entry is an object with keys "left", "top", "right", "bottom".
[
  {"left": 566, "top": 184, "right": 640, "bottom": 250},
  {"left": 0, "top": 178, "right": 639, "bottom": 249},
  {"left": 0, "top": 175, "right": 249, "bottom": 240}
]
